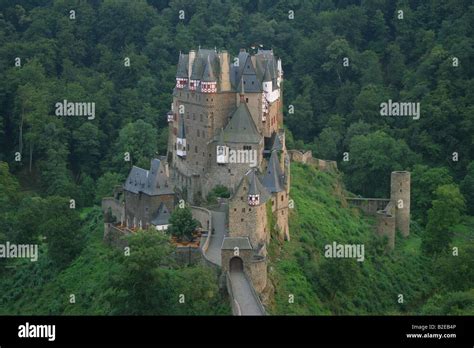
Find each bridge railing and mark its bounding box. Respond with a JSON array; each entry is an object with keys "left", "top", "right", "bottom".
[
  {"left": 190, "top": 206, "right": 218, "bottom": 266},
  {"left": 226, "top": 271, "right": 241, "bottom": 315},
  {"left": 243, "top": 271, "right": 266, "bottom": 315}
]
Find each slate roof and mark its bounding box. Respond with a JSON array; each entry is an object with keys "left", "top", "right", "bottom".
[
  {"left": 124, "top": 159, "right": 174, "bottom": 196},
  {"left": 151, "top": 202, "right": 171, "bottom": 226},
  {"left": 247, "top": 169, "right": 271, "bottom": 203},
  {"left": 202, "top": 55, "right": 217, "bottom": 82},
  {"left": 230, "top": 49, "right": 279, "bottom": 92},
  {"left": 190, "top": 48, "right": 218, "bottom": 81},
  {"left": 221, "top": 237, "right": 252, "bottom": 250},
  {"left": 176, "top": 53, "right": 189, "bottom": 78},
  {"left": 261, "top": 150, "right": 285, "bottom": 193},
  {"left": 222, "top": 103, "right": 261, "bottom": 144}
]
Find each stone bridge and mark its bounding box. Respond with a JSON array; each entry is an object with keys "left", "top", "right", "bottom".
[{"left": 196, "top": 206, "right": 265, "bottom": 316}]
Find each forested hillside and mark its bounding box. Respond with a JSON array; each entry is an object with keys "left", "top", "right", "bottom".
[{"left": 0, "top": 0, "right": 473, "bottom": 315}]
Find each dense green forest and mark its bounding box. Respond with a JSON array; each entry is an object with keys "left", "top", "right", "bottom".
[{"left": 0, "top": 0, "right": 473, "bottom": 315}]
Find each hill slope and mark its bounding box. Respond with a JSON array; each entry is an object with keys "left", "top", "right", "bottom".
[{"left": 268, "top": 163, "right": 438, "bottom": 315}]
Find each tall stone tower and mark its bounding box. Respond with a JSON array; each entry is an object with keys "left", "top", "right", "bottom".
[{"left": 390, "top": 171, "right": 410, "bottom": 237}]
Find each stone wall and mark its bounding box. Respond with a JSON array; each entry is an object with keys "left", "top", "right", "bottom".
[
  {"left": 103, "top": 223, "right": 130, "bottom": 249},
  {"left": 346, "top": 198, "right": 391, "bottom": 215},
  {"left": 288, "top": 149, "right": 338, "bottom": 172},
  {"left": 375, "top": 202, "right": 396, "bottom": 250},
  {"left": 101, "top": 197, "right": 123, "bottom": 222},
  {"left": 124, "top": 191, "right": 174, "bottom": 228}
]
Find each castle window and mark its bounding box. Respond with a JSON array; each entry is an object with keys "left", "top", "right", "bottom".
[
  {"left": 206, "top": 98, "right": 208, "bottom": 102},
  {"left": 195, "top": 146, "right": 198, "bottom": 153},
  {"left": 281, "top": 195, "right": 284, "bottom": 201},
  {"left": 211, "top": 98, "right": 213, "bottom": 102},
  {"left": 197, "top": 129, "right": 199, "bottom": 137},
  {"left": 243, "top": 186, "right": 246, "bottom": 191},
  {"left": 187, "top": 113, "right": 189, "bottom": 119},
  {"left": 241, "top": 196, "right": 243, "bottom": 201},
  {"left": 249, "top": 208, "right": 251, "bottom": 211},
  {"left": 193, "top": 114, "right": 196, "bottom": 120},
  {"left": 187, "top": 144, "right": 190, "bottom": 151},
  {"left": 200, "top": 114, "right": 203, "bottom": 122},
  {"left": 241, "top": 218, "right": 244, "bottom": 222},
  {"left": 234, "top": 208, "right": 237, "bottom": 212},
  {"left": 242, "top": 208, "right": 245, "bottom": 213},
  {"left": 400, "top": 189, "right": 402, "bottom": 193},
  {"left": 246, "top": 98, "right": 249, "bottom": 103}
]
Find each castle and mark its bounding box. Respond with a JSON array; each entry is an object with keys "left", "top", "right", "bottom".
[
  {"left": 168, "top": 47, "right": 290, "bottom": 295},
  {"left": 101, "top": 48, "right": 411, "bottom": 314},
  {"left": 102, "top": 48, "right": 290, "bottom": 308}
]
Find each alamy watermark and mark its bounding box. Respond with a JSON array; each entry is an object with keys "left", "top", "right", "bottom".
[
  {"left": 324, "top": 241, "right": 365, "bottom": 262},
  {"left": 0, "top": 242, "right": 38, "bottom": 262},
  {"left": 380, "top": 99, "right": 420, "bottom": 120},
  {"left": 216, "top": 146, "right": 258, "bottom": 167},
  {"left": 55, "top": 99, "right": 95, "bottom": 120}
]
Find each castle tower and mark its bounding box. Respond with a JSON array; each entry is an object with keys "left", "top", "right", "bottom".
[{"left": 390, "top": 171, "right": 410, "bottom": 237}]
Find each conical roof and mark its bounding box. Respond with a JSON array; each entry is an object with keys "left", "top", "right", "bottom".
[
  {"left": 202, "top": 55, "right": 217, "bottom": 82},
  {"left": 262, "top": 150, "right": 284, "bottom": 192},
  {"left": 176, "top": 53, "right": 188, "bottom": 78}
]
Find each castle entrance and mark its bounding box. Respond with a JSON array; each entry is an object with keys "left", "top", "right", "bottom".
[{"left": 229, "top": 256, "right": 243, "bottom": 272}]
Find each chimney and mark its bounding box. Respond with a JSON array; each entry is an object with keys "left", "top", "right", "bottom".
[
  {"left": 240, "top": 77, "right": 245, "bottom": 103},
  {"left": 219, "top": 50, "right": 231, "bottom": 92},
  {"left": 188, "top": 50, "right": 196, "bottom": 80}
]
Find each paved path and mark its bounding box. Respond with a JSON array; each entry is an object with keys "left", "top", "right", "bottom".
[
  {"left": 204, "top": 210, "right": 226, "bottom": 266},
  {"left": 229, "top": 270, "right": 264, "bottom": 315}
]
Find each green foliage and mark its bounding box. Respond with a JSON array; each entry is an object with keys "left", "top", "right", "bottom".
[
  {"left": 95, "top": 172, "right": 125, "bottom": 204},
  {"left": 206, "top": 185, "right": 230, "bottom": 204},
  {"left": 460, "top": 161, "right": 474, "bottom": 215},
  {"left": 40, "top": 196, "right": 85, "bottom": 268},
  {"left": 167, "top": 207, "right": 199, "bottom": 242},
  {"left": 411, "top": 165, "right": 454, "bottom": 224},
  {"left": 343, "top": 131, "right": 419, "bottom": 197},
  {"left": 422, "top": 184, "right": 465, "bottom": 255}
]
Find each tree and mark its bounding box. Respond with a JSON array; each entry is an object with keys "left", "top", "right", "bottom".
[
  {"left": 422, "top": 184, "right": 465, "bottom": 255},
  {"left": 95, "top": 172, "right": 125, "bottom": 204},
  {"left": 39, "top": 196, "right": 84, "bottom": 268},
  {"left": 460, "top": 161, "right": 474, "bottom": 215},
  {"left": 411, "top": 165, "right": 454, "bottom": 223},
  {"left": 344, "top": 131, "right": 419, "bottom": 197},
  {"left": 167, "top": 207, "right": 199, "bottom": 242}
]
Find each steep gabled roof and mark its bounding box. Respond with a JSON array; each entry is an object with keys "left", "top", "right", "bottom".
[
  {"left": 151, "top": 202, "right": 171, "bottom": 226},
  {"left": 124, "top": 159, "right": 174, "bottom": 196},
  {"left": 222, "top": 103, "right": 261, "bottom": 144},
  {"left": 247, "top": 169, "right": 271, "bottom": 203},
  {"left": 190, "top": 48, "right": 218, "bottom": 80},
  {"left": 261, "top": 150, "right": 284, "bottom": 193},
  {"left": 176, "top": 53, "right": 189, "bottom": 78},
  {"left": 202, "top": 55, "right": 217, "bottom": 82}
]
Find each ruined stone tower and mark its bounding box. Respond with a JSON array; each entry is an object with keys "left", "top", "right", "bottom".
[{"left": 390, "top": 171, "right": 411, "bottom": 237}]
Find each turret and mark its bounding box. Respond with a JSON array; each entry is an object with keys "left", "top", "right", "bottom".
[{"left": 390, "top": 171, "right": 410, "bottom": 237}]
